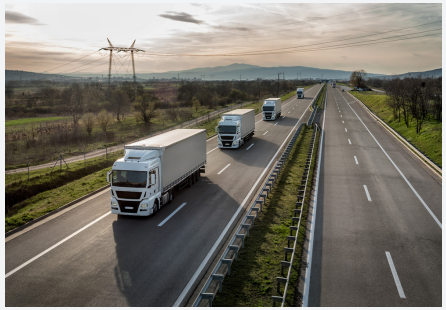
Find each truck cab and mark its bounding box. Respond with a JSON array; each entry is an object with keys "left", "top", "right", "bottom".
[
  {"left": 296, "top": 88, "right": 304, "bottom": 99},
  {"left": 217, "top": 117, "right": 243, "bottom": 148},
  {"left": 262, "top": 98, "right": 282, "bottom": 121}
]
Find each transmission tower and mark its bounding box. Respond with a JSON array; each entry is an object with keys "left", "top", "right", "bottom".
[{"left": 100, "top": 38, "right": 144, "bottom": 99}]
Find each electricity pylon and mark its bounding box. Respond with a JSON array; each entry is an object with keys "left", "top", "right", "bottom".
[{"left": 100, "top": 38, "right": 144, "bottom": 98}]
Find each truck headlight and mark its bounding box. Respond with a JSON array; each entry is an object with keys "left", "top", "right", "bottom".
[
  {"left": 141, "top": 203, "right": 148, "bottom": 208},
  {"left": 233, "top": 141, "right": 237, "bottom": 146},
  {"left": 112, "top": 201, "right": 117, "bottom": 206}
]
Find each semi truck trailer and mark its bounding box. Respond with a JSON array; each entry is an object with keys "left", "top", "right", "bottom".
[
  {"left": 108, "top": 129, "right": 206, "bottom": 216},
  {"left": 262, "top": 98, "right": 282, "bottom": 121},
  {"left": 296, "top": 88, "right": 304, "bottom": 99},
  {"left": 217, "top": 109, "right": 255, "bottom": 149}
]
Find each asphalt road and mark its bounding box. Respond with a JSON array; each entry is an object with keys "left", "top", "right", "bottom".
[
  {"left": 5, "top": 84, "right": 324, "bottom": 306},
  {"left": 306, "top": 86, "right": 442, "bottom": 306}
]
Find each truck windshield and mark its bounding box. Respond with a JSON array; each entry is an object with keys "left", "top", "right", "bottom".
[
  {"left": 263, "top": 106, "right": 275, "bottom": 111},
  {"left": 219, "top": 125, "right": 236, "bottom": 134},
  {"left": 112, "top": 170, "right": 147, "bottom": 188},
  {"left": 297, "top": 91, "right": 303, "bottom": 94}
]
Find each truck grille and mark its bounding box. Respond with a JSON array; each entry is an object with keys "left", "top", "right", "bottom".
[
  {"left": 118, "top": 200, "right": 140, "bottom": 213},
  {"left": 116, "top": 191, "right": 142, "bottom": 199},
  {"left": 220, "top": 136, "right": 234, "bottom": 141},
  {"left": 265, "top": 112, "right": 272, "bottom": 119}
]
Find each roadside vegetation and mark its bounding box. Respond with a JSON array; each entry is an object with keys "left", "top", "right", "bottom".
[
  {"left": 213, "top": 125, "right": 320, "bottom": 307},
  {"left": 314, "top": 84, "right": 326, "bottom": 110}
]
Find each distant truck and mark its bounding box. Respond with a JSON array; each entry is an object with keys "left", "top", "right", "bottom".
[
  {"left": 332, "top": 82, "right": 336, "bottom": 88},
  {"left": 296, "top": 88, "right": 305, "bottom": 99},
  {"left": 108, "top": 129, "right": 206, "bottom": 216},
  {"left": 217, "top": 109, "right": 255, "bottom": 149},
  {"left": 262, "top": 98, "right": 282, "bottom": 121}
]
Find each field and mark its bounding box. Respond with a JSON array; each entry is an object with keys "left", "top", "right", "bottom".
[
  {"left": 349, "top": 91, "right": 442, "bottom": 168},
  {"left": 6, "top": 116, "right": 71, "bottom": 128}
]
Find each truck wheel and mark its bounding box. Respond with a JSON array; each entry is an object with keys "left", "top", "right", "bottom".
[
  {"left": 153, "top": 200, "right": 159, "bottom": 215},
  {"left": 188, "top": 176, "right": 193, "bottom": 188},
  {"left": 169, "top": 190, "right": 174, "bottom": 203},
  {"left": 192, "top": 173, "right": 196, "bottom": 184},
  {"left": 195, "top": 171, "right": 199, "bottom": 182},
  {"left": 198, "top": 170, "right": 201, "bottom": 179}
]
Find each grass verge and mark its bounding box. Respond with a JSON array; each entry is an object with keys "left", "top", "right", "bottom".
[
  {"left": 213, "top": 125, "right": 319, "bottom": 307},
  {"left": 349, "top": 91, "right": 442, "bottom": 168},
  {"left": 5, "top": 116, "right": 71, "bottom": 127}
]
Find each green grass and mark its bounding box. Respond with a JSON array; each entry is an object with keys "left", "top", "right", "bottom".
[
  {"left": 349, "top": 91, "right": 442, "bottom": 168},
  {"left": 5, "top": 116, "right": 71, "bottom": 127},
  {"left": 314, "top": 84, "right": 326, "bottom": 110},
  {"left": 213, "top": 125, "right": 319, "bottom": 307},
  {"left": 5, "top": 166, "right": 113, "bottom": 233},
  {"left": 5, "top": 151, "right": 124, "bottom": 232}
]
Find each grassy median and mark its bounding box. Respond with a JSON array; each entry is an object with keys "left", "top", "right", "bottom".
[
  {"left": 349, "top": 91, "right": 442, "bottom": 168},
  {"left": 213, "top": 125, "right": 320, "bottom": 307}
]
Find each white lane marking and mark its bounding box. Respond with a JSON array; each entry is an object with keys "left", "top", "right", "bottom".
[
  {"left": 158, "top": 203, "right": 187, "bottom": 227},
  {"left": 246, "top": 143, "right": 254, "bottom": 150},
  {"left": 217, "top": 164, "right": 231, "bottom": 175},
  {"left": 342, "top": 120, "right": 344, "bottom": 123},
  {"left": 385, "top": 252, "right": 406, "bottom": 298},
  {"left": 363, "top": 185, "right": 372, "bottom": 201},
  {"left": 348, "top": 139, "right": 352, "bottom": 144},
  {"left": 263, "top": 131, "right": 269, "bottom": 135},
  {"left": 338, "top": 89, "right": 442, "bottom": 229},
  {"left": 288, "top": 111, "right": 290, "bottom": 114},
  {"left": 5, "top": 212, "right": 111, "bottom": 278},
  {"left": 207, "top": 147, "right": 218, "bottom": 154},
  {"left": 175, "top": 88, "right": 317, "bottom": 307},
  {"left": 341, "top": 115, "right": 342, "bottom": 117},
  {"left": 303, "top": 83, "right": 327, "bottom": 306},
  {"left": 282, "top": 116, "right": 285, "bottom": 119},
  {"left": 274, "top": 122, "right": 278, "bottom": 126},
  {"left": 345, "top": 128, "right": 347, "bottom": 132},
  {"left": 293, "top": 108, "right": 295, "bottom": 109},
  {"left": 255, "top": 120, "right": 262, "bottom": 124},
  {"left": 354, "top": 156, "right": 359, "bottom": 165}
]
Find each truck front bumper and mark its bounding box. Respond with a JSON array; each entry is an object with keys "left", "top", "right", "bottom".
[
  {"left": 218, "top": 140, "right": 240, "bottom": 148},
  {"left": 111, "top": 198, "right": 154, "bottom": 216}
]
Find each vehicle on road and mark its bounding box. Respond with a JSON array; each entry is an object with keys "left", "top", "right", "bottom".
[
  {"left": 262, "top": 98, "right": 282, "bottom": 121},
  {"left": 296, "top": 88, "right": 305, "bottom": 99},
  {"left": 332, "top": 82, "right": 336, "bottom": 88},
  {"left": 217, "top": 109, "right": 255, "bottom": 149},
  {"left": 107, "top": 129, "right": 206, "bottom": 216}
]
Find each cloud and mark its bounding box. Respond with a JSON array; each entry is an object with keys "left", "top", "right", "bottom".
[
  {"left": 5, "top": 10, "right": 45, "bottom": 25},
  {"left": 159, "top": 12, "right": 204, "bottom": 24}
]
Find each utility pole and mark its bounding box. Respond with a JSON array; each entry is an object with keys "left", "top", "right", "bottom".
[{"left": 277, "top": 73, "right": 280, "bottom": 97}]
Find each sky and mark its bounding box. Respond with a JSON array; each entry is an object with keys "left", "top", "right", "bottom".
[{"left": 4, "top": 2, "right": 443, "bottom": 76}]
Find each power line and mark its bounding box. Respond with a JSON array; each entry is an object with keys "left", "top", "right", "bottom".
[{"left": 41, "top": 50, "right": 100, "bottom": 73}]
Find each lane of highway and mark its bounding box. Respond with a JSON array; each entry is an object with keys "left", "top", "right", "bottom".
[
  {"left": 6, "top": 85, "right": 323, "bottom": 306},
  {"left": 307, "top": 86, "right": 441, "bottom": 306}
]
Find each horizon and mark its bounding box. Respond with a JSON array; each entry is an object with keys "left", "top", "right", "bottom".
[{"left": 5, "top": 3, "right": 442, "bottom": 75}]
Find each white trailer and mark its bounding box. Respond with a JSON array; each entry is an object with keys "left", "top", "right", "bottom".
[
  {"left": 107, "top": 129, "right": 206, "bottom": 216},
  {"left": 262, "top": 98, "right": 282, "bottom": 121},
  {"left": 296, "top": 88, "right": 304, "bottom": 99},
  {"left": 217, "top": 109, "right": 255, "bottom": 149}
]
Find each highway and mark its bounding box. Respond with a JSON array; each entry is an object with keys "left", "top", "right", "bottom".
[
  {"left": 5, "top": 84, "right": 324, "bottom": 306},
  {"left": 305, "top": 85, "right": 442, "bottom": 306}
]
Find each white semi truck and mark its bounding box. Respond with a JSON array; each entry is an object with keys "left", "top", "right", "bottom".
[
  {"left": 262, "top": 98, "right": 282, "bottom": 121},
  {"left": 107, "top": 129, "right": 206, "bottom": 216},
  {"left": 216, "top": 109, "right": 255, "bottom": 149},
  {"left": 296, "top": 88, "right": 305, "bottom": 99}
]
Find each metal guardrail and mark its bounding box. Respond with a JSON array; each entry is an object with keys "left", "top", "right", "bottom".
[
  {"left": 307, "top": 85, "right": 324, "bottom": 126},
  {"left": 191, "top": 84, "right": 324, "bottom": 307},
  {"left": 271, "top": 124, "right": 318, "bottom": 307},
  {"left": 347, "top": 92, "right": 442, "bottom": 174}
]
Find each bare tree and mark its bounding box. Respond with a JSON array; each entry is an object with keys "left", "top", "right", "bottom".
[
  {"left": 192, "top": 97, "right": 201, "bottom": 113},
  {"left": 109, "top": 88, "right": 130, "bottom": 122},
  {"left": 81, "top": 112, "right": 95, "bottom": 135},
  {"left": 133, "top": 93, "right": 157, "bottom": 124},
  {"left": 96, "top": 109, "right": 114, "bottom": 132},
  {"left": 350, "top": 69, "right": 368, "bottom": 88}
]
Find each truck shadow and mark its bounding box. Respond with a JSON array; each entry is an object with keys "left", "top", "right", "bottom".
[{"left": 111, "top": 175, "right": 247, "bottom": 306}]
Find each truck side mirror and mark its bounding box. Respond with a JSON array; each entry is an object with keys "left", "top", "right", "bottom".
[
  {"left": 150, "top": 174, "right": 156, "bottom": 186},
  {"left": 215, "top": 126, "right": 218, "bottom": 133},
  {"left": 261, "top": 107, "right": 263, "bottom": 111},
  {"left": 107, "top": 171, "right": 111, "bottom": 183}
]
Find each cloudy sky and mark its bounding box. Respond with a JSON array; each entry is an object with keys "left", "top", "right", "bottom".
[{"left": 4, "top": 2, "right": 442, "bottom": 76}]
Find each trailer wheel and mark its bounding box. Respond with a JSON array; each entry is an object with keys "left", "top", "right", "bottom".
[
  {"left": 192, "top": 172, "right": 196, "bottom": 184},
  {"left": 187, "top": 175, "right": 193, "bottom": 188},
  {"left": 198, "top": 170, "right": 201, "bottom": 179},
  {"left": 169, "top": 190, "right": 174, "bottom": 203}
]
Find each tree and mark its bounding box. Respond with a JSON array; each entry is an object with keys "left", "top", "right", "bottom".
[
  {"left": 192, "top": 97, "right": 201, "bottom": 113},
  {"left": 109, "top": 88, "right": 130, "bottom": 122},
  {"left": 5, "top": 81, "right": 14, "bottom": 103},
  {"left": 133, "top": 93, "right": 157, "bottom": 124},
  {"left": 61, "top": 83, "right": 85, "bottom": 126},
  {"left": 350, "top": 70, "right": 368, "bottom": 88},
  {"left": 81, "top": 113, "right": 95, "bottom": 135},
  {"left": 96, "top": 109, "right": 114, "bottom": 132}
]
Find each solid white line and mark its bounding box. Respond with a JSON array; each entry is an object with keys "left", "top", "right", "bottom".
[
  {"left": 338, "top": 89, "right": 442, "bottom": 229},
  {"left": 274, "top": 122, "right": 278, "bottom": 126},
  {"left": 302, "top": 84, "right": 327, "bottom": 307},
  {"left": 363, "top": 185, "right": 372, "bottom": 201},
  {"left": 5, "top": 212, "right": 111, "bottom": 278},
  {"left": 385, "top": 252, "right": 406, "bottom": 298},
  {"left": 345, "top": 128, "right": 347, "bottom": 132},
  {"left": 246, "top": 143, "right": 254, "bottom": 150},
  {"left": 206, "top": 147, "right": 218, "bottom": 154},
  {"left": 174, "top": 87, "right": 319, "bottom": 307},
  {"left": 255, "top": 120, "right": 262, "bottom": 124},
  {"left": 348, "top": 139, "right": 351, "bottom": 144},
  {"left": 354, "top": 156, "right": 358, "bottom": 165},
  {"left": 217, "top": 164, "right": 231, "bottom": 175},
  {"left": 158, "top": 203, "right": 187, "bottom": 227},
  {"left": 263, "top": 131, "right": 269, "bottom": 135},
  {"left": 282, "top": 116, "right": 285, "bottom": 119}
]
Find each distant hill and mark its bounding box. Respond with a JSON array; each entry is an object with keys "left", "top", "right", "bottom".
[{"left": 377, "top": 68, "right": 442, "bottom": 79}]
